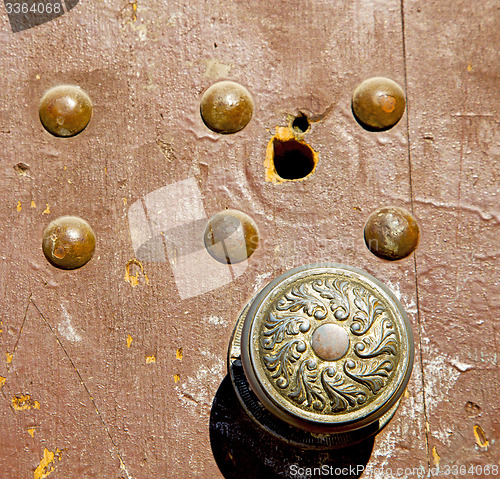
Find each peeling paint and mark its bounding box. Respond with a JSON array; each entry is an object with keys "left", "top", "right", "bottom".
[
  {"left": 6, "top": 352, "right": 13, "bottom": 363},
  {"left": 28, "top": 428, "right": 36, "bottom": 438},
  {"left": 0, "top": 376, "right": 5, "bottom": 388},
  {"left": 423, "top": 349, "right": 460, "bottom": 414},
  {"left": 174, "top": 349, "right": 224, "bottom": 410},
  {"left": 176, "top": 348, "right": 183, "bottom": 360},
  {"left": 12, "top": 394, "right": 40, "bottom": 411},
  {"left": 125, "top": 259, "right": 150, "bottom": 287},
  {"left": 42, "top": 204, "right": 50, "bottom": 215},
  {"left": 31, "top": 201, "right": 37, "bottom": 208},
  {"left": 58, "top": 305, "right": 82, "bottom": 343},
  {"left": 174, "top": 374, "right": 180, "bottom": 383},
  {"left": 126, "top": 334, "right": 133, "bottom": 348},
  {"left": 16, "top": 201, "right": 22, "bottom": 212},
  {"left": 474, "top": 425, "right": 489, "bottom": 449},
  {"left": 449, "top": 358, "right": 473, "bottom": 372},
  {"left": 204, "top": 315, "right": 228, "bottom": 327},
  {"left": 202, "top": 58, "right": 232, "bottom": 79},
  {"left": 432, "top": 445, "right": 441, "bottom": 465},
  {"left": 34, "top": 447, "right": 61, "bottom": 479},
  {"left": 146, "top": 355, "right": 156, "bottom": 364}
]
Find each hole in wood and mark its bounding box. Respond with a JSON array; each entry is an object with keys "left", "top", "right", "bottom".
[{"left": 272, "top": 138, "right": 316, "bottom": 180}]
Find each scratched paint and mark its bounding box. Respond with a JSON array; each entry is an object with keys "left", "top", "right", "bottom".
[
  {"left": 202, "top": 58, "right": 232, "bottom": 79},
  {"left": 124, "top": 259, "right": 150, "bottom": 287},
  {"left": 423, "top": 347, "right": 460, "bottom": 415},
  {"left": 33, "top": 448, "right": 61, "bottom": 479},
  {"left": 474, "top": 425, "right": 489, "bottom": 449},
  {"left": 12, "top": 394, "right": 40, "bottom": 411},
  {"left": 432, "top": 445, "right": 441, "bottom": 465},
  {"left": 58, "top": 305, "right": 82, "bottom": 343},
  {"left": 174, "top": 349, "right": 224, "bottom": 411}
]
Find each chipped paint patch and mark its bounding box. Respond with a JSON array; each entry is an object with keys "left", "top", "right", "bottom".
[
  {"left": 204, "top": 315, "right": 228, "bottom": 327},
  {"left": 125, "top": 259, "right": 150, "bottom": 287},
  {"left": 146, "top": 355, "right": 156, "bottom": 364},
  {"left": 373, "top": 429, "right": 397, "bottom": 469},
  {"left": 474, "top": 425, "right": 489, "bottom": 449},
  {"left": 12, "top": 394, "right": 40, "bottom": 411},
  {"left": 430, "top": 425, "right": 454, "bottom": 446},
  {"left": 203, "top": 58, "right": 232, "bottom": 79},
  {"left": 449, "top": 357, "right": 473, "bottom": 372},
  {"left": 384, "top": 280, "right": 418, "bottom": 315},
  {"left": 0, "top": 376, "right": 5, "bottom": 388},
  {"left": 176, "top": 348, "right": 183, "bottom": 360},
  {"left": 28, "top": 428, "right": 36, "bottom": 438},
  {"left": 16, "top": 201, "right": 22, "bottom": 212},
  {"left": 31, "top": 201, "right": 37, "bottom": 208},
  {"left": 423, "top": 350, "right": 460, "bottom": 414},
  {"left": 42, "top": 204, "right": 50, "bottom": 215},
  {"left": 34, "top": 448, "right": 61, "bottom": 479},
  {"left": 432, "top": 445, "right": 441, "bottom": 465},
  {"left": 174, "top": 374, "right": 180, "bottom": 383},
  {"left": 126, "top": 334, "right": 133, "bottom": 348},
  {"left": 58, "top": 305, "right": 82, "bottom": 343},
  {"left": 6, "top": 352, "right": 13, "bottom": 363},
  {"left": 175, "top": 349, "right": 224, "bottom": 411}
]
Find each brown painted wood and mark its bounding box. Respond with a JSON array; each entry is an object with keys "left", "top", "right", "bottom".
[{"left": 0, "top": 0, "right": 497, "bottom": 477}]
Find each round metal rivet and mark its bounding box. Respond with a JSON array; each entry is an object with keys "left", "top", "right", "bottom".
[
  {"left": 352, "top": 77, "right": 405, "bottom": 131},
  {"left": 42, "top": 216, "right": 96, "bottom": 269},
  {"left": 204, "top": 210, "right": 259, "bottom": 264},
  {"left": 311, "top": 323, "right": 350, "bottom": 361},
  {"left": 229, "top": 264, "right": 414, "bottom": 447},
  {"left": 364, "top": 206, "right": 419, "bottom": 261},
  {"left": 200, "top": 81, "right": 254, "bottom": 134},
  {"left": 39, "top": 85, "right": 92, "bottom": 137}
]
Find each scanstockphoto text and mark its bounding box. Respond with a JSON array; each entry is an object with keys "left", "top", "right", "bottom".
[{"left": 289, "top": 463, "right": 499, "bottom": 478}]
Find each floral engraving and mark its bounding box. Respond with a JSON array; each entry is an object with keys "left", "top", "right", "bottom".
[
  {"left": 350, "top": 287, "right": 386, "bottom": 335},
  {"left": 321, "top": 367, "right": 368, "bottom": 412},
  {"left": 354, "top": 318, "right": 397, "bottom": 358},
  {"left": 263, "top": 340, "right": 306, "bottom": 388},
  {"left": 262, "top": 313, "right": 311, "bottom": 349},
  {"left": 311, "top": 279, "right": 350, "bottom": 320},
  {"left": 288, "top": 359, "right": 326, "bottom": 410},
  {"left": 275, "top": 283, "right": 328, "bottom": 320},
  {"left": 343, "top": 359, "right": 394, "bottom": 394},
  {"left": 260, "top": 275, "right": 400, "bottom": 415}
]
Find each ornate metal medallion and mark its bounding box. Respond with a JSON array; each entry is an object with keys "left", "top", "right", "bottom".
[{"left": 229, "top": 264, "right": 414, "bottom": 446}]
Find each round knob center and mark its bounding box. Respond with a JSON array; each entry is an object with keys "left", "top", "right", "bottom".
[{"left": 311, "top": 323, "right": 350, "bottom": 361}]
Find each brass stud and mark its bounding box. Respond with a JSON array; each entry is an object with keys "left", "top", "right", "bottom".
[
  {"left": 204, "top": 210, "right": 259, "bottom": 264},
  {"left": 39, "top": 85, "right": 92, "bottom": 137},
  {"left": 364, "top": 206, "right": 419, "bottom": 260},
  {"left": 200, "top": 81, "right": 254, "bottom": 134},
  {"left": 42, "top": 216, "right": 96, "bottom": 269},
  {"left": 352, "top": 77, "right": 405, "bottom": 131}
]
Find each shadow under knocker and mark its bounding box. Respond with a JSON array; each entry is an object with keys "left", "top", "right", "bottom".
[{"left": 209, "top": 374, "right": 375, "bottom": 479}]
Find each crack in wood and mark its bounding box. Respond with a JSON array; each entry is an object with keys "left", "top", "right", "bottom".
[
  {"left": 400, "top": 1, "right": 433, "bottom": 475},
  {"left": 30, "top": 298, "right": 134, "bottom": 478}
]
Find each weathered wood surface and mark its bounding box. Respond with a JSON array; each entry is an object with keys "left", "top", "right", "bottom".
[{"left": 0, "top": 0, "right": 498, "bottom": 477}]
